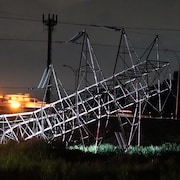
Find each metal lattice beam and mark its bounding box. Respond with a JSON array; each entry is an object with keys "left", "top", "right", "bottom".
[{"left": 0, "top": 31, "right": 172, "bottom": 152}]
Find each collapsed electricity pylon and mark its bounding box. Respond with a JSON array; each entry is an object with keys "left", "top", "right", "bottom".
[{"left": 0, "top": 30, "right": 171, "bottom": 152}]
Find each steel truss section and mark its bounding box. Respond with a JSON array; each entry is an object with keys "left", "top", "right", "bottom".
[{"left": 0, "top": 30, "right": 171, "bottom": 152}]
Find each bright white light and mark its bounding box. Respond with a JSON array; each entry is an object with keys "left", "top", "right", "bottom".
[{"left": 10, "top": 101, "right": 21, "bottom": 109}]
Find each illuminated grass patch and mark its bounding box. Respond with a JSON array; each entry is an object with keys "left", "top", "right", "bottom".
[
  {"left": 69, "top": 143, "right": 180, "bottom": 156},
  {"left": 0, "top": 140, "right": 179, "bottom": 179}
]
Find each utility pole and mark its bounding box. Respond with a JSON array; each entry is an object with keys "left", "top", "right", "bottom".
[
  {"left": 42, "top": 14, "right": 58, "bottom": 103},
  {"left": 165, "top": 49, "right": 179, "bottom": 120},
  {"left": 175, "top": 70, "right": 179, "bottom": 120}
]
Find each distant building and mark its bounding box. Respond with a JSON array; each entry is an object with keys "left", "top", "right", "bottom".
[{"left": 0, "top": 93, "right": 46, "bottom": 114}]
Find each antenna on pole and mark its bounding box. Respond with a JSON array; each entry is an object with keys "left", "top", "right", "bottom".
[{"left": 42, "top": 14, "right": 58, "bottom": 103}]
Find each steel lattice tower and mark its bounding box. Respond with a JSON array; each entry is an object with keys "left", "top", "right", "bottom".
[{"left": 0, "top": 30, "right": 171, "bottom": 152}]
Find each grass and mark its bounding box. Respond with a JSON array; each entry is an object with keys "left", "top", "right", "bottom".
[{"left": 0, "top": 139, "right": 179, "bottom": 180}]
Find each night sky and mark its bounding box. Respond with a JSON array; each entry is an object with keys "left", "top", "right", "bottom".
[{"left": 0, "top": 0, "right": 180, "bottom": 99}]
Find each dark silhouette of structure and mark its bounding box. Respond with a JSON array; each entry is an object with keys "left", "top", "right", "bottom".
[{"left": 42, "top": 14, "right": 58, "bottom": 103}]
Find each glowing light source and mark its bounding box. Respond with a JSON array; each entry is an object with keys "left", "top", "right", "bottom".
[{"left": 10, "top": 101, "right": 21, "bottom": 109}]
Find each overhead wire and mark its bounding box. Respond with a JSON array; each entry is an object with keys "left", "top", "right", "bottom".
[
  {"left": 0, "top": 16, "right": 41, "bottom": 22},
  {"left": 0, "top": 15, "right": 180, "bottom": 52},
  {"left": 0, "top": 15, "right": 179, "bottom": 91},
  {"left": 0, "top": 37, "right": 179, "bottom": 53},
  {"left": 0, "top": 15, "right": 180, "bottom": 46},
  {"left": 0, "top": 38, "right": 46, "bottom": 43},
  {"left": 1, "top": 15, "right": 180, "bottom": 32}
]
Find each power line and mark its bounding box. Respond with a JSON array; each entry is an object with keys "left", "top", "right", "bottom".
[
  {"left": 1, "top": 15, "right": 180, "bottom": 53},
  {"left": 1, "top": 15, "right": 180, "bottom": 32},
  {"left": 0, "top": 86, "right": 39, "bottom": 90},
  {"left": 0, "top": 16, "right": 40, "bottom": 22},
  {"left": 0, "top": 38, "right": 46, "bottom": 43},
  {"left": 1, "top": 37, "right": 180, "bottom": 53},
  {"left": 61, "top": 21, "right": 180, "bottom": 32}
]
